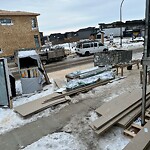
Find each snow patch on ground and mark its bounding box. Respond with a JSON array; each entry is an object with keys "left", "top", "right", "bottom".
[
  {"left": 23, "top": 132, "right": 87, "bottom": 150},
  {"left": 62, "top": 111, "right": 130, "bottom": 150}
]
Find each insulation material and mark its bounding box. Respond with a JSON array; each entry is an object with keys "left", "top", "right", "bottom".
[
  {"left": 66, "top": 71, "right": 115, "bottom": 90},
  {"left": 66, "top": 66, "right": 112, "bottom": 81}
]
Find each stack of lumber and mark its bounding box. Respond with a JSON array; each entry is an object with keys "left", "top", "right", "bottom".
[{"left": 90, "top": 86, "right": 150, "bottom": 135}]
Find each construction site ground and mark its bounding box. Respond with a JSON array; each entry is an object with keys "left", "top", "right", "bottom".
[{"left": 0, "top": 54, "right": 144, "bottom": 150}]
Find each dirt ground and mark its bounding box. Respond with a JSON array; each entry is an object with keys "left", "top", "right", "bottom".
[{"left": 47, "top": 61, "right": 143, "bottom": 150}]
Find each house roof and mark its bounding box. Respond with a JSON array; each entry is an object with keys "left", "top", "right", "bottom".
[{"left": 0, "top": 10, "right": 40, "bottom": 16}]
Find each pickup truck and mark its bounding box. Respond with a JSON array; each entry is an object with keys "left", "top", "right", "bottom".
[{"left": 39, "top": 46, "right": 66, "bottom": 65}]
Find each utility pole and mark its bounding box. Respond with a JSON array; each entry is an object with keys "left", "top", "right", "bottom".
[
  {"left": 120, "top": 0, "right": 125, "bottom": 47},
  {"left": 141, "top": 0, "right": 150, "bottom": 126}
]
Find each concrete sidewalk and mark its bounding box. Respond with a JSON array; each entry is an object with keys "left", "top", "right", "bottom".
[{"left": 0, "top": 98, "right": 103, "bottom": 150}]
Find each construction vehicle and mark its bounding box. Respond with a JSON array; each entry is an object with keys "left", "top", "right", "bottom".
[{"left": 38, "top": 46, "right": 66, "bottom": 65}]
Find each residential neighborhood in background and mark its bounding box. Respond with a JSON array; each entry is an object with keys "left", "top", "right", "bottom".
[{"left": 0, "top": 9, "right": 145, "bottom": 58}]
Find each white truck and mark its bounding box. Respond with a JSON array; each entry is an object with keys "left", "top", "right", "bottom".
[{"left": 75, "top": 40, "right": 108, "bottom": 56}]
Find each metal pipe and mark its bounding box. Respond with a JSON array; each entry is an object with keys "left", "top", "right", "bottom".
[
  {"left": 141, "top": 0, "right": 149, "bottom": 126},
  {"left": 120, "top": 0, "right": 125, "bottom": 47}
]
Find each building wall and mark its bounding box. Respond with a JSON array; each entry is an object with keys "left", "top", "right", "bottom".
[
  {"left": 77, "top": 30, "right": 95, "bottom": 40},
  {"left": 104, "top": 27, "right": 125, "bottom": 37},
  {"left": 0, "top": 15, "right": 41, "bottom": 57}
]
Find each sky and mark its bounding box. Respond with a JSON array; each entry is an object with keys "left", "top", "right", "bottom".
[{"left": 0, "top": 0, "right": 146, "bottom": 35}]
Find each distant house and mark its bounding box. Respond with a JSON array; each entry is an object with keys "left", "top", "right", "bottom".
[
  {"left": 99, "top": 19, "right": 145, "bottom": 38},
  {"left": 0, "top": 10, "right": 41, "bottom": 57},
  {"left": 49, "top": 27, "right": 98, "bottom": 44},
  {"left": 49, "top": 33, "right": 65, "bottom": 42},
  {"left": 76, "top": 27, "right": 97, "bottom": 40}
]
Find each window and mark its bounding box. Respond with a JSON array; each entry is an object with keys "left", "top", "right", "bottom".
[
  {"left": 91, "top": 43, "right": 94, "bottom": 47},
  {"left": 34, "top": 35, "right": 40, "bottom": 48},
  {"left": 94, "top": 43, "right": 97, "bottom": 47},
  {"left": 99, "top": 43, "right": 104, "bottom": 46},
  {"left": 32, "top": 18, "right": 37, "bottom": 29},
  {"left": 83, "top": 43, "right": 90, "bottom": 48},
  {"left": 0, "top": 18, "right": 12, "bottom": 25},
  {"left": 0, "top": 48, "right": 2, "bottom": 53}
]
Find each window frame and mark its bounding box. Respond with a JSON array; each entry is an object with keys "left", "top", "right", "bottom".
[
  {"left": 31, "top": 18, "right": 37, "bottom": 29},
  {"left": 0, "top": 18, "right": 13, "bottom": 26}
]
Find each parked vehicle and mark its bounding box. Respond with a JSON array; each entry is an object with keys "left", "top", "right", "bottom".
[
  {"left": 75, "top": 40, "right": 108, "bottom": 56},
  {"left": 38, "top": 46, "right": 66, "bottom": 65}
]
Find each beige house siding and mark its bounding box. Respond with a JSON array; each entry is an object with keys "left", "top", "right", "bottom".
[{"left": 0, "top": 14, "right": 41, "bottom": 57}]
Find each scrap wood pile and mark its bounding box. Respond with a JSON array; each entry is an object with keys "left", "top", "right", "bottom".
[{"left": 90, "top": 86, "right": 150, "bottom": 150}]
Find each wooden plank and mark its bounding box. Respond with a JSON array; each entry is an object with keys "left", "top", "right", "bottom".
[
  {"left": 117, "top": 107, "right": 140, "bottom": 128},
  {"left": 124, "top": 130, "right": 136, "bottom": 137},
  {"left": 117, "top": 96, "right": 150, "bottom": 128},
  {"left": 92, "top": 100, "right": 141, "bottom": 135},
  {"left": 96, "top": 86, "right": 150, "bottom": 116},
  {"left": 14, "top": 93, "right": 67, "bottom": 117},
  {"left": 131, "top": 123, "right": 143, "bottom": 129},
  {"left": 123, "top": 120, "right": 150, "bottom": 150},
  {"left": 91, "top": 88, "right": 142, "bottom": 129},
  {"left": 43, "top": 78, "right": 113, "bottom": 104},
  {"left": 95, "top": 88, "right": 141, "bottom": 116}
]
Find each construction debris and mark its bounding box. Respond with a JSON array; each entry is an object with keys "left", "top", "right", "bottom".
[{"left": 15, "top": 49, "right": 50, "bottom": 94}]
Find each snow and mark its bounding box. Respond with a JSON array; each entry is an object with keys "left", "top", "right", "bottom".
[
  {"left": 105, "top": 37, "right": 144, "bottom": 51},
  {"left": 23, "top": 132, "right": 86, "bottom": 150},
  {"left": 18, "top": 50, "right": 38, "bottom": 58}
]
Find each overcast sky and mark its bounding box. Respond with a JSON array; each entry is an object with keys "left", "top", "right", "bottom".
[{"left": 1, "top": 0, "right": 146, "bottom": 35}]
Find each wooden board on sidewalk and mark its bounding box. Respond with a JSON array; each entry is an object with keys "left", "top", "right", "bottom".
[{"left": 14, "top": 92, "right": 68, "bottom": 117}]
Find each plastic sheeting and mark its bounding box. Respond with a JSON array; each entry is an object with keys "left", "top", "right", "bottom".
[{"left": 66, "top": 71, "right": 115, "bottom": 90}]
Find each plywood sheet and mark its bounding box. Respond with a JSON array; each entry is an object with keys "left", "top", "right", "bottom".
[{"left": 123, "top": 120, "right": 150, "bottom": 150}]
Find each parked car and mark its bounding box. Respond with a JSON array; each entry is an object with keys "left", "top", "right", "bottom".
[{"left": 75, "top": 40, "right": 108, "bottom": 56}]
